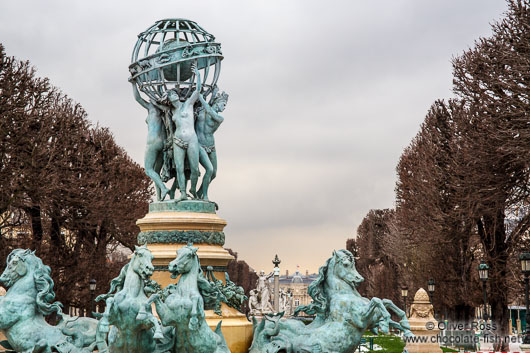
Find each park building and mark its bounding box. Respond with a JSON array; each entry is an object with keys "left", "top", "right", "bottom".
[{"left": 278, "top": 269, "right": 318, "bottom": 314}]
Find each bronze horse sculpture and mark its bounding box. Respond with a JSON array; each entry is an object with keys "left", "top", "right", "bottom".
[
  {"left": 249, "top": 249, "right": 413, "bottom": 353},
  {"left": 0, "top": 249, "right": 101, "bottom": 353},
  {"left": 96, "top": 245, "right": 165, "bottom": 353}
]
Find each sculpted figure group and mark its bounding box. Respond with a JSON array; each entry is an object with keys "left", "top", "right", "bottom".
[
  {"left": 0, "top": 247, "right": 413, "bottom": 353},
  {"left": 0, "top": 246, "right": 232, "bottom": 353},
  {"left": 133, "top": 63, "right": 228, "bottom": 203},
  {"left": 249, "top": 249, "right": 414, "bottom": 353},
  {"left": 248, "top": 271, "right": 274, "bottom": 316}
]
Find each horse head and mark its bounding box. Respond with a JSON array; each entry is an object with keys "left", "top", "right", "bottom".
[
  {"left": 131, "top": 245, "right": 155, "bottom": 281},
  {"left": 330, "top": 249, "right": 364, "bottom": 289},
  {"left": 293, "top": 249, "right": 363, "bottom": 318},
  {"left": 169, "top": 243, "right": 198, "bottom": 279},
  {"left": 0, "top": 249, "right": 62, "bottom": 316},
  {"left": 0, "top": 249, "right": 32, "bottom": 289}
]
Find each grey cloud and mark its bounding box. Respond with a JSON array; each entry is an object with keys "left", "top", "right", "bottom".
[{"left": 0, "top": 0, "right": 507, "bottom": 272}]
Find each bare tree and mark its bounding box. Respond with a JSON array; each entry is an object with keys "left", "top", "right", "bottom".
[
  {"left": 390, "top": 2, "right": 530, "bottom": 348},
  {"left": 0, "top": 43, "right": 152, "bottom": 313}
]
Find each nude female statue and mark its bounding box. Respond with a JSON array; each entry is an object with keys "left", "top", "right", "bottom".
[
  {"left": 160, "top": 63, "right": 202, "bottom": 201},
  {"left": 196, "top": 86, "right": 227, "bottom": 201},
  {"left": 132, "top": 82, "right": 171, "bottom": 201}
]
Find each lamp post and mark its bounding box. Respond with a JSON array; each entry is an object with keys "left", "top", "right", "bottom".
[
  {"left": 478, "top": 260, "right": 489, "bottom": 322},
  {"left": 401, "top": 285, "right": 408, "bottom": 317},
  {"left": 519, "top": 252, "right": 530, "bottom": 344},
  {"left": 427, "top": 278, "right": 435, "bottom": 303},
  {"left": 273, "top": 255, "right": 281, "bottom": 312},
  {"left": 89, "top": 279, "right": 96, "bottom": 318}
]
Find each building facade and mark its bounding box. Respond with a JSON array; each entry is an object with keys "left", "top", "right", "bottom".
[{"left": 278, "top": 269, "right": 318, "bottom": 315}]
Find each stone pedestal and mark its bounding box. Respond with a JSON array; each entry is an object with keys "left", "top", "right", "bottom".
[
  {"left": 136, "top": 200, "right": 253, "bottom": 353},
  {"left": 404, "top": 288, "right": 443, "bottom": 353}
]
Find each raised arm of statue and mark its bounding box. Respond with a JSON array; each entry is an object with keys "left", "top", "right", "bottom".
[
  {"left": 151, "top": 99, "right": 170, "bottom": 113},
  {"left": 187, "top": 61, "right": 201, "bottom": 107},
  {"left": 132, "top": 82, "right": 149, "bottom": 110},
  {"left": 198, "top": 94, "right": 225, "bottom": 124}
]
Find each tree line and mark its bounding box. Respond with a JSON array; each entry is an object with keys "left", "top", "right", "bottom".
[
  {"left": 0, "top": 43, "right": 153, "bottom": 315},
  {"left": 347, "top": 0, "right": 530, "bottom": 347},
  {"left": 0, "top": 43, "right": 258, "bottom": 317}
]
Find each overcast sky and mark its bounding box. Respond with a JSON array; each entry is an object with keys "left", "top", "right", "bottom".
[{"left": 0, "top": 0, "right": 508, "bottom": 273}]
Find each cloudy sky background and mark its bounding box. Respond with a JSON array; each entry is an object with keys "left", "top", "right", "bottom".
[{"left": 0, "top": 0, "right": 507, "bottom": 273}]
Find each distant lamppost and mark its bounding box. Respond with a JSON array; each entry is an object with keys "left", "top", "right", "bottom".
[
  {"left": 89, "top": 279, "right": 97, "bottom": 318},
  {"left": 401, "top": 285, "right": 409, "bottom": 317},
  {"left": 427, "top": 278, "right": 435, "bottom": 302},
  {"left": 273, "top": 255, "right": 281, "bottom": 312},
  {"left": 519, "top": 252, "right": 530, "bottom": 344},
  {"left": 478, "top": 260, "right": 489, "bottom": 322}
]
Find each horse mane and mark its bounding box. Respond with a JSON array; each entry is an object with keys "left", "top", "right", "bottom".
[
  {"left": 193, "top": 255, "right": 214, "bottom": 295},
  {"left": 96, "top": 262, "right": 130, "bottom": 302},
  {"left": 295, "top": 249, "right": 356, "bottom": 317},
  {"left": 294, "top": 256, "right": 332, "bottom": 317},
  {"left": 10, "top": 249, "right": 63, "bottom": 316}
]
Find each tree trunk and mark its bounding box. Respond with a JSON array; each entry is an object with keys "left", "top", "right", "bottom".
[
  {"left": 26, "top": 205, "right": 43, "bottom": 252},
  {"left": 478, "top": 210, "right": 510, "bottom": 351}
]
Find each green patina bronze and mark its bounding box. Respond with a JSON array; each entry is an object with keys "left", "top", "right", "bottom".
[
  {"left": 96, "top": 245, "right": 167, "bottom": 353},
  {"left": 0, "top": 249, "right": 104, "bottom": 353},
  {"left": 153, "top": 265, "right": 228, "bottom": 273},
  {"left": 203, "top": 267, "right": 247, "bottom": 315},
  {"left": 249, "top": 249, "right": 413, "bottom": 353},
  {"left": 149, "top": 199, "right": 217, "bottom": 213},
  {"left": 130, "top": 19, "right": 227, "bottom": 204},
  {"left": 149, "top": 263, "right": 244, "bottom": 316},
  {"left": 148, "top": 244, "right": 231, "bottom": 353},
  {"left": 138, "top": 230, "right": 225, "bottom": 245},
  {"left": 196, "top": 87, "right": 227, "bottom": 201}
]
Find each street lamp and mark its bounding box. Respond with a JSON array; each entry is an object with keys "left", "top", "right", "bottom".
[
  {"left": 519, "top": 252, "right": 530, "bottom": 344},
  {"left": 89, "top": 279, "right": 96, "bottom": 318},
  {"left": 427, "top": 278, "right": 435, "bottom": 302},
  {"left": 401, "top": 285, "right": 408, "bottom": 317},
  {"left": 478, "top": 260, "right": 489, "bottom": 322}
]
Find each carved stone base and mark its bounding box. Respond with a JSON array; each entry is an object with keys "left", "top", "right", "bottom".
[
  {"left": 136, "top": 200, "right": 253, "bottom": 353},
  {"left": 404, "top": 327, "right": 443, "bottom": 353},
  {"left": 405, "top": 288, "right": 443, "bottom": 353}
]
